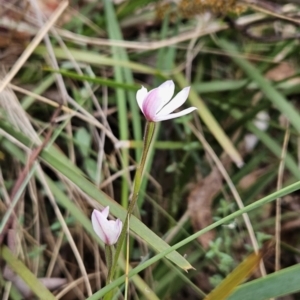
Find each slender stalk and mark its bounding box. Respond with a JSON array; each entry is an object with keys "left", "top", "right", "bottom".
[
  {"left": 105, "top": 245, "right": 115, "bottom": 285},
  {"left": 104, "top": 121, "right": 156, "bottom": 299},
  {"left": 124, "top": 228, "right": 130, "bottom": 300},
  {"left": 275, "top": 122, "right": 290, "bottom": 272}
]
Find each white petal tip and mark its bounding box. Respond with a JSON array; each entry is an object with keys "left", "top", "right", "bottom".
[
  {"left": 103, "top": 206, "right": 109, "bottom": 213},
  {"left": 155, "top": 106, "right": 197, "bottom": 122}
]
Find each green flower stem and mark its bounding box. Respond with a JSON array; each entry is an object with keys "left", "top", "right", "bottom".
[
  {"left": 104, "top": 121, "right": 156, "bottom": 298},
  {"left": 105, "top": 245, "right": 115, "bottom": 285}
]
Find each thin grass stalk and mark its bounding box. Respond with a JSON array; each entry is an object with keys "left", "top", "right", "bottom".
[{"left": 104, "top": 122, "right": 156, "bottom": 299}]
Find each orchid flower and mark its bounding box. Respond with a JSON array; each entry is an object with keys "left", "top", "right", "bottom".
[
  {"left": 92, "top": 207, "right": 122, "bottom": 245},
  {"left": 136, "top": 80, "right": 197, "bottom": 122}
]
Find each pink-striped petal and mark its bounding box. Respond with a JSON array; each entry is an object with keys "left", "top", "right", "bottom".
[
  {"left": 142, "top": 80, "right": 175, "bottom": 121},
  {"left": 91, "top": 208, "right": 122, "bottom": 245},
  {"left": 136, "top": 80, "right": 196, "bottom": 122},
  {"left": 142, "top": 88, "right": 161, "bottom": 121}
]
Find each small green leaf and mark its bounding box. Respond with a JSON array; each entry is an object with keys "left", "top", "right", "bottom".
[
  {"left": 75, "top": 127, "right": 91, "bottom": 157},
  {"left": 84, "top": 158, "right": 98, "bottom": 182}
]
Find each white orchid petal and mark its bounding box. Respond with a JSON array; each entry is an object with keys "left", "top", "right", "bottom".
[
  {"left": 154, "top": 107, "right": 197, "bottom": 122},
  {"left": 91, "top": 208, "right": 122, "bottom": 245},
  {"left": 156, "top": 80, "right": 175, "bottom": 111},
  {"left": 136, "top": 86, "right": 148, "bottom": 113},
  {"left": 136, "top": 80, "right": 196, "bottom": 122},
  {"left": 91, "top": 210, "right": 110, "bottom": 244},
  {"left": 157, "top": 87, "right": 190, "bottom": 116},
  {"left": 107, "top": 219, "right": 122, "bottom": 244},
  {"left": 102, "top": 206, "right": 109, "bottom": 218}
]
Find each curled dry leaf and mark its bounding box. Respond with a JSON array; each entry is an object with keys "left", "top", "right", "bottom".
[
  {"left": 187, "top": 168, "right": 223, "bottom": 249},
  {"left": 238, "top": 168, "right": 268, "bottom": 190},
  {"left": 265, "top": 63, "right": 296, "bottom": 82}
]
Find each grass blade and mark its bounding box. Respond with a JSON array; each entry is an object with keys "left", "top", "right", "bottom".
[{"left": 1, "top": 246, "right": 56, "bottom": 300}]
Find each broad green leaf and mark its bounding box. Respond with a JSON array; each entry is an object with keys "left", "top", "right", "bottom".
[{"left": 228, "top": 264, "right": 300, "bottom": 300}]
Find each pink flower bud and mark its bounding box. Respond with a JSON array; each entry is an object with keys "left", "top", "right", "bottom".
[
  {"left": 136, "top": 80, "right": 197, "bottom": 122},
  {"left": 91, "top": 207, "right": 122, "bottom": 245}
]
